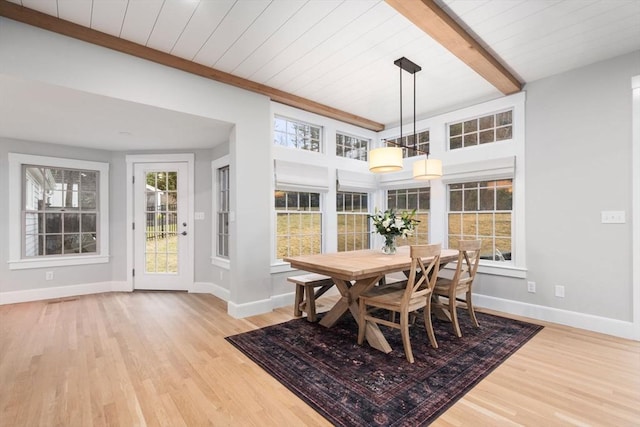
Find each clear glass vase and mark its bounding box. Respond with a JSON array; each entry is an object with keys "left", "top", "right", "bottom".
[{"left": 382, "top": 235, "right": 397, "bottom": 255}]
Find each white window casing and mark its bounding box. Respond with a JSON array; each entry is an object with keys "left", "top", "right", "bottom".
[{"left": 8, "top": 153, "right": 110, "bottom": 270}]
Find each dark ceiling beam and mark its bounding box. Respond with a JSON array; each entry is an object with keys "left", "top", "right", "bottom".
[
  {"left": 386, "top": 0, "right": 522, "bottom": 95},
  {"left": 0, "top": 0, "right": 385, "bottom": 132}
]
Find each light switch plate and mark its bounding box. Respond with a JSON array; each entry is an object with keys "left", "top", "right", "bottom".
[
  {"left": 601, "top": 211, "right": 625, "bottom": 224},
  {"left": 194, "top": 212, "right": 205, "bottom": 220}
]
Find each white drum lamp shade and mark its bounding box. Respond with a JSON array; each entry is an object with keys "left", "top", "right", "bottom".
[
  {"left": 369, "top": 147, "right": 403, "bottom": 173},
  {"left": 413, "top": 157, "right": 443, "bottom": 180}
]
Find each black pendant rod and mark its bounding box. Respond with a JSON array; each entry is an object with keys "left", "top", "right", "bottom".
[{"left": 392, "top": 57, "right": 424, "bottom": 155}]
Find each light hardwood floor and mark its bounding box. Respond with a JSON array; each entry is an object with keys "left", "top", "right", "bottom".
[{"left": 1, "top": 291, "right": 638, "bottom": 426}]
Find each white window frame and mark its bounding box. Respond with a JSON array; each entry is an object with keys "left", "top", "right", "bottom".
[
  {"left": 335, "top": 131, "right": 370, "bottom": 161},
  {"left": 211, "top": 155, "right": 230, "bottom": 269},
  {"left": 274, "top": 115, "right": 323, "bottom": 153},
  {"left": 8, "top": 153, "right": 110, "bottom": 270}
]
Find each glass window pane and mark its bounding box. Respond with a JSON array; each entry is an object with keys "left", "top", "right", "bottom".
[
  {"left": 82, "top": 171, "right": 97, "bottom": 191},
  {"left": 495, "top": 213, "right": 512, "bottom": 237},
  {"left": 46, "top": 235, "right": 62, "bottom": 255},
  {"left": 463, "top": 119, "right": 477, "bottom": 133},
  {"left": 496, "top": 110, "right": 512, "bottom": 125},
  {"left": 479, "top": 130, "right": 494, "bottom": 144},
  {"left": 496, "top": 187, "right": 513, "bottom": 210},
  {"left": 80, "top": 191, "right": 96, "bottom": 209},
  {"left": 167, "top": 172, "right": 177, "bottom": 191},
  {"left": 463, "top": 188, "right": 478, "bottom": 211},
  {"left": 46, "top": 213, "right": 62, "bottom": 233},
  {"left": 450, "top": 190, "right": 462, "bottom": 211},
  {"left": 479, "top": 188, "right": 494, "bottom": 210},
  {"left": 64, "top": 234, "right": 80, "bottom": 253},
  {"left": 463, "top": 133, "right": 477, "bottom": 147},
  {"left": 462, "top": 213, "right": 477, "bottom": 235},
  {"left": 479, "top": 115, "right": 494, "bottom": 130},
  {"left": 496, "top": 126, "right": 513, "bottom": 141},
  {"left": 81, "top": 233, "right": 97, "bottom": 253},
  {"left": 450, "top": 122, "right": 462, "bottom": 136},
  {"left": 450, "top": 136, "right": 462, "bottom": 149},
  {"left": 64, "top": 213, "right": 80, "bottom": 233}
]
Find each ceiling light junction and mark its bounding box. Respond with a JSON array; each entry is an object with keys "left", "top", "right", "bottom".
[{"left": 369, "top": 57, "right": 442, "bottom": 180}]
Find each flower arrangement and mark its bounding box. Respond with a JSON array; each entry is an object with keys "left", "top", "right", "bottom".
[{"left": 369, "top": 208, "right": 419, "bottom": 254}]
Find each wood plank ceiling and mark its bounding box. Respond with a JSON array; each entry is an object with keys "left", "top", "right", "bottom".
[{"left": 1, "top": 0, "right": 639, "bottom": 133}]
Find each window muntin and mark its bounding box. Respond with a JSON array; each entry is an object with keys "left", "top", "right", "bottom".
[
  {"left": 449, "top": 110, "right": 513, "bottom": 150},
  {"left": 337, "top": 191, "right": 369, "bottom": 252},
  {"left": 385, "top": 130, "right": 429, "bottom": 158},
  {"left": 386, "top": 187, "right": 430, "bottom": 246},
  {"left": 217, "top": 166, "right": 230, "bottom": 258},
  {"left": 274, "top": 116, "right": 322, "bottom": 152},
  {"left": 22, "top": 165, "right": 98, "bottom": 257},
  {"left": 448, "top": 180, "right": 513, "bottom": 261},
  {"left": 275, "top": 191, "right": 321, "bottom": 259},
  {"left": 336, "top": 132, "right": 369, "bottom": 161}
]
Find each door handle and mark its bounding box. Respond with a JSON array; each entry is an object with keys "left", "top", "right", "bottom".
[{"left": 181, "top": 231, "right": 187, "bottom": 236}]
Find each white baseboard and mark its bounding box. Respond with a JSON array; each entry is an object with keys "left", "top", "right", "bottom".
[
  {"left": 474, "top": 294, "right": 639, "bottom": 341},
  {"left": 228, "top": 297, "right": 275, "bottom": 318},
  {"left": 191, "top": 281, "right": 230, "bottom": 301},
  {"left": 0, "top": 281, "right": 125, "bottom": 305},
  {"left": 2, "top": 282, "right": 634, "bottom": 340}
]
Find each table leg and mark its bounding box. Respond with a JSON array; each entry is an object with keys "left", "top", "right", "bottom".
[
  {"left": 319, "top": 275, "right": 392, "bottom": 354},
  {"left": 431, "top": 295, "right": 452, "bottom": 322}
]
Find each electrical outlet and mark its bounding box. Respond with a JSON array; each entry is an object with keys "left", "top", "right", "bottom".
[
  {"left": 527, "top": 281, "right": 536, "bottom": 293},
  {"left": 555, "top": 285, "right": 565, "bottom": 298},
  {"left": 45, "top": 271, "right": 54, "bottom": 281},
  {"left": 601, "top": 211, "right": 626, "bottom": 224}
]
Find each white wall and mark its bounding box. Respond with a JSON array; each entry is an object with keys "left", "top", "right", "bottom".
[
  {"left": 1, "top": 17, "right": 638, "bottom": 338},
  {"left": 523, "top": 51, "right": 638, "bottom": 320},
  {"left": 0, "top": 18, "right": 272, "bottom": 312}
]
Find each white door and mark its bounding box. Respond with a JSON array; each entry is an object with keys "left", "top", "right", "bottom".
[{"left": 133, "top": 162, "right": 191, "bottom": 290}]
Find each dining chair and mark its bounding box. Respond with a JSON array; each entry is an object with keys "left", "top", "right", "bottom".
[
  {"left": 357, "top": 243, "right": 441, "bottom": 363},
  {"left": 432, "top": 239, "right": 482, "bottom": 338}
]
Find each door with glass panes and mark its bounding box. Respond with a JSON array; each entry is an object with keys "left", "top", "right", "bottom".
[{"left": 133, "top": 162, "right": 191, "bottom": 290}]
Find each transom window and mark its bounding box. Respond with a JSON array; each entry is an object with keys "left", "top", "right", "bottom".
[
  {"left": 216, "top": 166, "right": 230, "bottom": 258},
  {"left": 336, "top": 132, "right": 369, "bottom": 161},
  {"left": 337, "top": 191, "right": 369, "bottom": 252},
  {"left": 385, "top": 130, "right": 429, "bottom": 158},
  {"left": 274, "top": 116, "right": 321, "bottom": 152},
  {"left": 449, "top": 110, "right": 512, "bottom": 150},
  {"left": 387, "top": 187, "right": 430, "bottom": 246},
  {"left": 23, "top": 165, "right": 98, "bottom": 257},
  {"left": 275, "top": 191, "right": 322, "bottom": 258},
  {"left": 448, "top": 180, "right": 513, "bottom": 261}
]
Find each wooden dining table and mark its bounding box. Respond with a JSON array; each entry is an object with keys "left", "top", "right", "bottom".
[{"left": 283, "top": 246, "right": 459, "bottom": 354}]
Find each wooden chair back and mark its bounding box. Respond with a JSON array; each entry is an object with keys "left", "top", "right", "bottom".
[
  {"left": 450, "top": 240, "right": 482, "bottom": 293},
  {"left": 402, "top": 243, "right": 442, "bottom": 304}
]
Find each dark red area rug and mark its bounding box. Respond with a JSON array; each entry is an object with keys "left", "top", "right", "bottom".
[{"left": 226, "top": 310, "right": 542, "bottom": 426}]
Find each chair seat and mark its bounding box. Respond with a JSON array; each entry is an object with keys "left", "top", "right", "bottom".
[{"left": 363, "top": 285, "right": 429, "bottom": 311}]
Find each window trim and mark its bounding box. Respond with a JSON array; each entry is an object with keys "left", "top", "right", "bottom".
[
  {"left": 211, "top": 155, "right": 230, "bottom": 269},
  {"left": 8, "top": 153, "right": 110, "bottom": 270}
]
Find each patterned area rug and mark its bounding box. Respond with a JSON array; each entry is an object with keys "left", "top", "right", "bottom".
[{"left": 226, "top": 310, "right": 543, "bottom": 426}]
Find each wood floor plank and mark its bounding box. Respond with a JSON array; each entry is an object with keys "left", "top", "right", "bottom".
[{"left": 0, "top": 292, "right": 638, "bottom": 426}]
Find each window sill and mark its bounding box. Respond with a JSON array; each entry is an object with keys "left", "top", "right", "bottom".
[
  {"left": 271, "top": 261, "right": 296, "bottom": 274},
  {"left": 8, "top": 255, "right": 110, "bottom": 270},
  {"left": 211, "top": 257, "right": 230, "bottom": 270},
  {"left": 443, "top": 261, "right": 527, "bottom": 278}
]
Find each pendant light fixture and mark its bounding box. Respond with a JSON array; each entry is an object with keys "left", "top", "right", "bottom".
[{"left": 368, "top": 57, "right": 442, "bottom": 180}]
